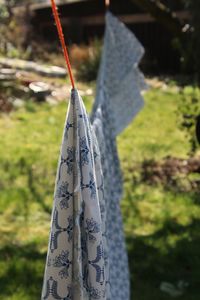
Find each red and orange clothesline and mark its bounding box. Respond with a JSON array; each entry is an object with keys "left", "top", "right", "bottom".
[
  {"left": 50, "top": 0, "right": 110, "bottom": 89},
  {"left": 50, "top": 0, "right": 75, "bottom": 89}
]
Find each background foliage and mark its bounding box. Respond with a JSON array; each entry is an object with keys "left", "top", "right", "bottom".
[{"left": 0, "top": 1, "right": 200, "bottom": 299}]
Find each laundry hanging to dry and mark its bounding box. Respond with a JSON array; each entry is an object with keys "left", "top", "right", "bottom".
[
  {"left": 90, "top": 11, "right": 146, "bottom": 300},
  {"left": 42, "top": 2, "right": 106, "bottom": 299},
  {"left": 41, "top": 88, "right": 106, "bottom": 300},
  {"left": 41, "top": 2, "right": 146, "bottom": 300}
]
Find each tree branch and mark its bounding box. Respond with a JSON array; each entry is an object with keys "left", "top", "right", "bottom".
[{"left": 130, "top": 0, "right": 184, "bottom": 37}]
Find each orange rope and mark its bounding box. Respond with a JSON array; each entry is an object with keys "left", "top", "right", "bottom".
[{"left": 50, "top": 0, "right": 75, "bottom": 89}]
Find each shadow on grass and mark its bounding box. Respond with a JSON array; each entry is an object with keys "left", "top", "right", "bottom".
[
  {"left": 128, "top": 218, "right": 200, "bottom": 300},
  {"left": 0, "top": 221, "right": 199, "bottom": 300},
  {"left": 0, "top": 157, "right": 52, "bottom": 215},
  {"left": 0, "top": 243, "right": 46, "bottom": 299},
  {"left": 0, "top": 180, "right": 200, "bottom": 300}
]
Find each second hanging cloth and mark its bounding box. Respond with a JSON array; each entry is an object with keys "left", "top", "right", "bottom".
[{"left": 91, "top": 11, "right": 146, "bottom": 300}]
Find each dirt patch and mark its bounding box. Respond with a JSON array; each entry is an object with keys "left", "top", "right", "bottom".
[
  {"left": 137, "top": 156, "right": 200, "bottom": 192},
  {"left": 0, "top": 94, "right": 13, "bottom": 113}
]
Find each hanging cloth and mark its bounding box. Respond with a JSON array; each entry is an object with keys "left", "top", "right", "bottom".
[
  {"left": 42, "top": 1, "right": 107, "bottom": 299},
  {"left": 92, "top": 11, "right": 146, "bottom": 136},
  {"left": 42, "top": 89, "right": 106, "bottom": 300},
  {"left": 91, "top": 11, "right": 146, "bottom": 300}
]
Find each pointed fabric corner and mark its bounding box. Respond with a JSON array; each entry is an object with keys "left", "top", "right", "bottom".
[
  {"left": 41, "top": 89, "right": 106, "bottom": 300},
  {"left": 92, "top": 11, "right": 147, "bottom": 136}
]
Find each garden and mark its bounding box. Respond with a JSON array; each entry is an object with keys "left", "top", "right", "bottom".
[{"left": 0, "top": 1, "right": 200, "bottom": 299}]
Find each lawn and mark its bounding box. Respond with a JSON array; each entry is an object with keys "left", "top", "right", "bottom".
[{"left": 0, "top": 82, "right": 199, "bottom": 299}]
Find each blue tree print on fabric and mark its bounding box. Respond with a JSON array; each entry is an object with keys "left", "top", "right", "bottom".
[
  {"left": 81, "top": 234, "right": 88, "bottom": 260},
  {"left": 65, "top": 121, "right": 73, "bottom": 139},
  {"left": 89, "top": 243, "right": 105, "bottom": 284},
  {"left": 80, "top": 136, "right": 89, "bottom": 165},
  {"left": 49, "top": 211, "right": 73, "bottom": 252},
  {"left": 97, "top": 176, "right": 104, "bottom": 199},
  {"left": 47, "top": 255, "right": 51, "bottom": 267},
  {"left": 58, "top": 147, "right": 74, "bottom": 180},
  {"left": 81, "top": 173, "right": 96, "bottom": 198},
  {"left": 50, "top": 208, "right": 70, "bottom": 252},
  {"left": 85, "top": 218, "right": 100, "bottom": 242},
  {"left": 66, "top": 121, "right": 73, "bottom": 131},
  {"left": 43, "top": 277, "right": 72, "bottom": 300},
  {"left": 43, "top": 277, "right": 62, "bottom": 299},
  {"left": 66, "top": 147, "right": 74, "bottom": 175},
  {"left": 56, "top": 182, "right": 73, "bottom": 209},
  {"left": 53, "top": 251, "right": 72, "bottom": 279},
  {"left": 89, "top": 287, "right": 101, "bottom": 299},
  {"left": 66, "top": 216, "right": 73, "bottom": 242}
]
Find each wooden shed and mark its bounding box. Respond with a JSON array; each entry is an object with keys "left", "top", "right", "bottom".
[{"left": 30, "top": 0, "right": 189, "bottom": 73}]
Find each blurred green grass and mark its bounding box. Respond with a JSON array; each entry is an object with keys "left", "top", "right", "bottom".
[{"left": 0, "top": 85, "right": 200, "bottom": 299}]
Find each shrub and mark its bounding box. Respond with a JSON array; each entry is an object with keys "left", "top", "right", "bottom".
[
  {"left": 178, "top": 86, "right": 200, "bottom": 154},
  {"left": 71, "top": 39, "right": 102, "bottom": 82}
]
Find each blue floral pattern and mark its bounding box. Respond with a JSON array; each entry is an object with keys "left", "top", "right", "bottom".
[
  {"left": 53, "top": 251, "right": 71, "bottom": 279},
  {"left": 66, "top": 216, "right": 73, "bottom": 242},
  {"left": 85, "top": 218, "right": 101, "bottom": 242},
  {"left": 90, "top": 12, "right": 146, "bottom": 300},
  {"left": 80, "top": 136, "right": 89, "bottom": 166},
  {"left": 42, "top": 89, "right": 106, "bottom": 299},
  {"left": 81, "top": 172, "right": 96, "bottom": 199},
  {"left": 50, "top": 208, "right": 69, "bottom": 252},
  {"left": 56, "top": 182, "right": 73, "bottom": 209}
]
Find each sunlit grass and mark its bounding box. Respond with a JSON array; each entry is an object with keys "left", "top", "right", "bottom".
[{"left": 0, "top": 84, "right": 200, "bottom": 299}]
